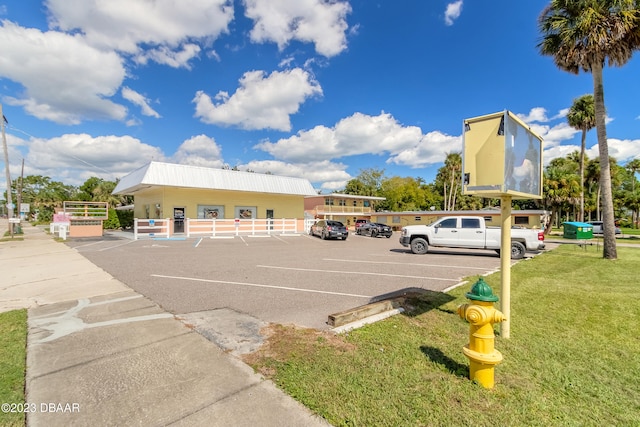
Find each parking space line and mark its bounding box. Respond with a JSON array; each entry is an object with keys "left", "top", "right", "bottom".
[
  {"left": 97, "top": 240, "right": 136, "bottom": 251},
  {"left": 272, "top": 235, "right": 289, "bottom": 244},
  {"left": 72, "top": 241, "right": 105, "bottom": 249},
  {"left": 322, "top": 258, "right": 491, "bottom": 270},
  {"left": 151, "top": 274, "right": 373, "bottom": 298},
  {"left": 255, "top": 265, "right": 458, "bottom": 282}
]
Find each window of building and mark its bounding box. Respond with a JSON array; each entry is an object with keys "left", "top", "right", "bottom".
[
  {"left": 338, "top": 199, "right": 346, "bottom": 206},
  {"left": 377, "top": 216, "right": 387, "bottom": 224},
  {"left": 235, "top": 206, "right": 257, "bottom": 219},
  {"left": 353, "top": 200, "right": 357, "bottom": 206},
  {"left": 325, "top": 198, "right": 334, "bottom": 206},
  {"left": 364, "top": 200, "right": 370, "bottom": 207},
  {"left": 198, "top": 205, "right": 224, "bottom": 219},
  {"left": 392, "top": 216, "right": 400, "bottom": 224},
  {"left": 514, "top": 216, "right": 530, "bottom": 225},
  {"left": 414, "top": 216, "right": 421, "bottom": 221}
]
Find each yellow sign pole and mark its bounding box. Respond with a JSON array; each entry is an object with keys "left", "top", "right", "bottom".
[{"left": 500, "top": 195, "right": 512, "bottom": 339}]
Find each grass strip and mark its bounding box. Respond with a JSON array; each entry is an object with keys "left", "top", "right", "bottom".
[
  {"left": 0, "top": 309, "right": 28, "bottom": 427},
  {"left": 243, "top": 245, "right": 640, "bottom": 426}
]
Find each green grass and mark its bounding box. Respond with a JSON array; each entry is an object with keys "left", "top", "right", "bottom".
[
  {"left": 0, "top": 309, "right": 28, "bottom": 427},
  {"left": 243, "top": 246, "right": 640, "bottom": 426}
]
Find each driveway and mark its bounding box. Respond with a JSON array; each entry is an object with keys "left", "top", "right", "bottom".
[{"left": 67, "top": 231, "right": 510, "bottom": 332}]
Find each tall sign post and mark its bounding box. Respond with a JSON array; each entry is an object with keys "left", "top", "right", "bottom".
[{"left": 462, "top": 111, "right": 543, "bottom": 338}]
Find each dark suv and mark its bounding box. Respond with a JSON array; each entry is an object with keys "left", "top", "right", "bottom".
[
  {"left": 309, "top": 220, "right": 349, "bottom": 240},
  {"left": 354, "top": 219, "right": 369, "bottom": 230}
]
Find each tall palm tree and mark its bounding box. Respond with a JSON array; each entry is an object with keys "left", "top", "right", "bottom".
[
  {"left": 566, "top": 94, "right": 596, "bottom": 222},
  {"left": 444, "top": 152, "right": 462, "bottom": 211},
  {"left": 585, "top": 157, "right": 601, "bottom": 220},
  {"left": 625, "top": 159, "right": 640, "bottom": 227},
  {"left": 538, "top": 0, "right": 640, "bottom": 259},
  {"left": 626, "top": 158, "right": 640, "bottom": 193},
  {"left": 543, "top": 157, "right": 581, "bottom": 233}
]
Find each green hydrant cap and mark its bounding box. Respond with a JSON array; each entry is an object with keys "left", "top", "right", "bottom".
[{"left": 465, "top": 277, "right": 499, "bottom": 302}]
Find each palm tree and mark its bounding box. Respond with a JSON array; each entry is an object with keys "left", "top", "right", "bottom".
[
  {"left": 625, "top": 159, "right": 640, "bottom": 226},
  {"left": 585, "top": 157, "right": 601, "bottom": 220},
  {"left": 626, "top": 159, "right": 640, "bottom": 193},
  {"left": 543, "top": 158, "right": 581, "bottom": 234},
  {"left": 439, "top": 152, "right": 462, "bottom": 211},
  {"left": 566, "top": 94, "right": 595, "bottom": 222},
  {"left": 538, "top": 0, "right": 640, "bottom": 259}
]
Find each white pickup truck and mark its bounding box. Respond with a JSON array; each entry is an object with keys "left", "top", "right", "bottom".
[{"left": 399, "top": 216, "right": 545, "bottom": 259}]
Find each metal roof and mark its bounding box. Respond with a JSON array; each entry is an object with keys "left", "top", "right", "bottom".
[{"left": 113, "top": 162, "right": 318, "bottom": 196}]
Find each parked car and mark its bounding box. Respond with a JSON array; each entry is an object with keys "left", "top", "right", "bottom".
[
  {"left": 587, "top": 221, "right": 621, "bottom": 235},
  {"left": 354, "top": 219, "right": 369, "bottom": 230},
  {"left": 309, "top": 220, "right": 349, "bottom": 240},
  {"left": 357, "top": 222, "right": 393, "bottom": 238}
]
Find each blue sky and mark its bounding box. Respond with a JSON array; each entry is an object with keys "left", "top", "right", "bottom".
[{"left": 1, "top": 0, "right": 639, "bottom": 195}]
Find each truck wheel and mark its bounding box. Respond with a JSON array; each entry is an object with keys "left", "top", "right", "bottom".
[
  {"left": 511, "top": 242, "right": 526, "bottom": 259},
  {"left": 410, "top": 238, "right": 428, "bottom": 254},
  {"left": 371, "top": 229, "right": 377, "bottom": 237}
]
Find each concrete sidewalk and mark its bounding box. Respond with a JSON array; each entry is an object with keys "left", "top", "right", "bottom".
[{"left": 0, "top": 220, "right": 330, "bottom": 426}]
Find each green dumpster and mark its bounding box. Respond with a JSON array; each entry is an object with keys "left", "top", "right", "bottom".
[{"left": 563, "top": 222, "right": 593, "bottom": 239}]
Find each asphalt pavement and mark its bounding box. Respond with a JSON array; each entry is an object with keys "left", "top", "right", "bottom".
[{"left": 0, "top": 219, "right": 330, "bottom": 426}]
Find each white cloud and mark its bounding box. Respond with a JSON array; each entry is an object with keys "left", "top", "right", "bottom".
[
  {"left": 193, "top": 68, "right": 322, "bottom": 131},
  {"left": 444, "top": 1, "right": 463, "bottom": 26},
  {"left": 0, "top": 21, "right": 127, "bottom": 124},
  {"left": 45, "top": 0, "right": 234, "bottom": 68},
  {"left": 387, "top": 131, "right": 461, "bottom": 168},
  {"left": 602, "top": 138, "right": 640, "bottom": 164},
  {"left": 135, "top": 43, "right": 202, "bottom": 69},
  {"left": 121, "top": 87, "right": 161, "bottom": 118},
  {"left": 171, "top": 135, "right": 225, "bottom": 168},
  {"left": 517, "top": 107, "right": 550, "bottom": 123},
  {"left": 530, "top": 122, "right": 578, "bottom": 149},
  {"left": 244, "top": 0, "right": 351, "bottom": 57},
  {"left": 255, "top": 112, "right": 433, "bottom": 165},
  {"left": 241, "top": 159, "right": 350, "bottom": 191},
  {"left": 24, "top": 133, "right": 165, "bottom": 185}
]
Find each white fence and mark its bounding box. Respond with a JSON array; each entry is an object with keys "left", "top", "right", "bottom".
[
  {"left": 134, "top": 218, "right": 171, "bottom": 239},
  {"left": 133, "top": 218, "right": 312, "bottom": 239}
]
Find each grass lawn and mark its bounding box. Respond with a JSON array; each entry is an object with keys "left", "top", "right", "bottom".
[
  {"left": 243, "top": 245, "right": 640, "bottom": 426},
  {"left": 0, "top": 309, "right": 28, "bottom": 427}
]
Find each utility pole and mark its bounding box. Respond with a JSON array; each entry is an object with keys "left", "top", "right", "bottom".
[
  {"left": 17, "top": 158, "right": 24, "bottom": 221},
  {"left": 1, "top": 103, "right": 14, "bottom": 236}
]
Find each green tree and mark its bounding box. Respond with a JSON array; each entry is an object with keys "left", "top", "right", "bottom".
[
  {"left": 625, "top": 159, "right": 640, "bottom": 226},
  {"left": 538, "top": 0, "right": 640, "bottom": 258},
  {"left": 77, "top": 177, "right": 103, "bottom": 201},
  {"left": 343, "top": 168, "right": 385, "bottom": 196},
  {"left": 16, "top": 175, "right": 75, "bottom": 222},
  {"left": 377, "top": 176, "right": 425, "bottom": 211},
  {"left": 434, "top": 152, "right": 463, "bottom": 211},
  {"left": 543, "top": 157, "right": 581, "bottom": 233},
  {"left": 566, "top": 94, "right": 596, "bottom": 222}
]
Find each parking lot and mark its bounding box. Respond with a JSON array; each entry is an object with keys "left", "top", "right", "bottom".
[{"left": 65, "top": 231, "right": 513, "bottom": 332}]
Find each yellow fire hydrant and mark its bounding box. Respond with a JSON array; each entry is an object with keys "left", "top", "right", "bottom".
[{"left": 457, "top": 278, "right": 506, "bottom": 389}]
